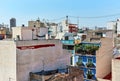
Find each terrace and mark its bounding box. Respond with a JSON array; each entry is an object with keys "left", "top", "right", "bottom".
[{"left": 75, "top": 43, "right": 99, "bottom": 55}]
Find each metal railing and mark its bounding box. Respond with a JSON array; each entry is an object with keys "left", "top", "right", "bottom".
[{"left": 61, "top": 40, "right": 74, "bottom": 45}]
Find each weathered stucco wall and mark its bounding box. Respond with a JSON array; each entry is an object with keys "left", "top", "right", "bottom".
[
  {"left": 0, "top": 41, "right": 17, "bottom": 81},
  {"left": 12, "top": 27, "right": 48, "bottom": 40},
  {"left": 16, "top": 40, "right": 71, "bottom": 81},
  {"left": 0, "top": 40, "right": 71, "bottom": 81},
  {"left": 12, "top": 27, "right": 22, "bottom": 40},
  {"left": 112, "top": 58, "right": 120, "bottom": 81},
  {"left": 96, "top": 38, "right": 113, "bottom": 78}
]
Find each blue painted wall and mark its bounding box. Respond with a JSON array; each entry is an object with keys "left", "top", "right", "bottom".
[{"left": 75, "top": 55, "right": 96, "bottom": 80}]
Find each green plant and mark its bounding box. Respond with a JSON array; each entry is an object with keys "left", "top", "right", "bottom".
[
  {"left": 76, "top": 62, "right": 83, "bottom": 66},
  {"left": 75, "top": 44, "right": 99, "bottom": 55},
  {"left": 86, "top": 62, "right": 94, "bottom": 67},
  {"left": 87, "top": 70, "right": 93, "bottom": 79},
  {"left": 87, "top": 73, "right": 93, "bottom": 79}
]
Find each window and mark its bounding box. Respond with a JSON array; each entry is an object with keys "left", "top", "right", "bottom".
[
  {"left": 68, "top": 46, "right": 74, "bottom": 50},
  {"left": 34, "top": 25, "right": 36, "bottom": 27},
  {"left": 63, "top": 45, "right": 68, "bottom": 49},
  {"left": 78, "top": 57, "right": 82, "bottom": 63},
  {"left": 88, "top": 58, "right": 93, "bottom": 63},
  {"left": 65, "top": 36, "right": 69, "bottom": 40},
  {"left": 76, "top": 57, "right": 83, "bottom": 66},
  {"left": 86, "top": 58, "right": 94, "bottom": 68}
]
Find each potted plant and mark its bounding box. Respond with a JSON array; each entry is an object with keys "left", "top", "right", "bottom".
[
  {"left": 87, "top": 73, "right": 93, "bottom": 79},
  {"left": 86, "top": 62, "right": 94, "bottom": 68},
  {"left": 87, "top": 70, "right": 93, "bottom": 79},
  {"left": 76, "top": 62, "right": 83, "bottom": 66}
]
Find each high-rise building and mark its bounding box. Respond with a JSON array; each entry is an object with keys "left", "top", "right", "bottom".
[{"left": 10, "top": 18, "right": 16, "bottom": 28}]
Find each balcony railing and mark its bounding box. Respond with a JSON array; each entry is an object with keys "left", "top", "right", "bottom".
[
  {"left": 61, "top": 40, "right": 74, "bottom": 45},
  {"left": 75, "top": 53, "right": 96, "bottom": 56}
]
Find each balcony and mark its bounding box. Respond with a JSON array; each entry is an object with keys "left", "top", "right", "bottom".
[
  {"left": 61, "top": 40, "right": 74, "bottom": 45},
  {"left": 86, "top": 62, "right": 95, "bottom": 68},
  {"left": 76, "top": 62, "right": 85, "bottom": 67},
  {"left": 75, "top": 44, "right": 99, "bottom": 56},
  {"left": 86, "top": 69, "right": 95, "bottom": 80}
]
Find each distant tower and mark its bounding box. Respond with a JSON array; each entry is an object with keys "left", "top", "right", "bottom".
[{"left": 10, "top": 18, "right": 16, "bottom": 28}]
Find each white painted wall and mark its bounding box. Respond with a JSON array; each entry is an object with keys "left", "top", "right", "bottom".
[
  {"left": 112, "top": 58, "right": 120, "bottom": 81},
  {"left": 107, "top": 21, "right": 116, "bottom": 30},
  {"left": 12, "top": 27, "right": 48, "bottom": 40},
  {"left": 61, "top": 20, "right": 69, "bottom": 33},
  {"left": 0, "top": 41, "right": 17, "bottom": 81},
  {"left": 22, "top": 29, "right": 33, "bottom": 40},
  {"left": 12, "top": 27, "right": 22, "bottom": 40},
  {"left": 49, "top": 25, "right": 57, "bottom": 36},
  {"left": 37, "top": 27, "right": 48, "bottom": 39},
  {"left": 55, "top": 32, "right": 64, "bottom": 40},
  {"left": 117, "top": 21, "right": 120, "bottom": 34}
]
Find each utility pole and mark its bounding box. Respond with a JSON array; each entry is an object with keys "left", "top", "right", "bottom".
[{"left": 66, "top": 16, "right": 68, "bottom": 26}]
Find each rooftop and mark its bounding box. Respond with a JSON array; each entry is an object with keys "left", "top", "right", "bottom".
[{"left": 30, "top": 66, "right": 83, "bottom": 81}]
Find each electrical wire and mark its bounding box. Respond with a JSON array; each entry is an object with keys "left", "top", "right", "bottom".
[
  {"left": 46, "top": 13, "right": 120, "bottom": 22},
  {"left": 69, "top": 13, "right": 120, "bottom": 19},
  {"left": 49, "top": 17, "right": 66, "bottom": 21}
]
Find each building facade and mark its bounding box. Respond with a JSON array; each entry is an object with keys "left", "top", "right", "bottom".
[
  {"left": 107, "top": 19, "right": 120, "bottom": 35},
  {"left": 28, "top": 19, "right": 45, "bottom": 27},
  {"left": 61, "top": 33, "right": 75, "bottom": 65},
  {"left": 75, "top": 42, "right": 100, "bottom": 81},
  {"left": 74, "top": 29, "right": 114, "bottom": 81},
  {"left": 10, "top": 18, "right": 16, "bottom": 28},
  {"left": 12, "top": 27, "right": 48, "bottom": 40},
  {"left": 69, "top": 24, "right": 78, "bottom": 34},
  {"left": 0, "top": 40, "right": 71, "bottom": 81}
]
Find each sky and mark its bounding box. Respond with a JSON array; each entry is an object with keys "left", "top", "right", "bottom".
[{"left": 1, "top": 0, "right": 120, "bottom": 28}]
